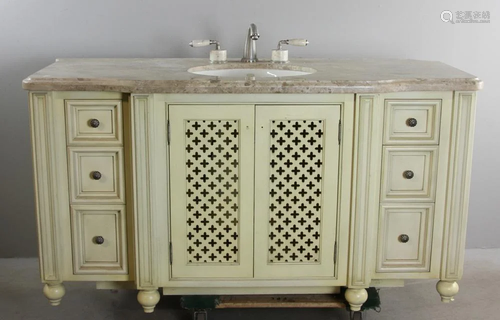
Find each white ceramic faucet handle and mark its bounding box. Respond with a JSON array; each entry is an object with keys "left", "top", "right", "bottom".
[
  {"left": 189, "top": 39, "right": 226, "bottom": 63},
  {"left": 189, "top": 40, "right": 211, "bottom": 47},
  {"left": 273, "top": 38, "right": 310, "bottom": 63},
  {"left": 287, "top": 39, "right": 309, "bottom": 46}
]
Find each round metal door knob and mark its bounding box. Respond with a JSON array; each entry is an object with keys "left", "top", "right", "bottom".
[
  {"left": 399, "top": 234, "right": 410, "bottom": 243},
  {"left": 89, "top": 119, "right": 100, "bottom": 128},
  {"left": 91, "top": 171, "right": 102, "bottom": 180},
  {"left": 406, "top": 118, "right": 418, "bottom": 127},
  {"left": 94, "top": 236, "right": 105, "bottom": 245},
  {"left": 403, "top": 170, "right": 414, "bottom": 179}
]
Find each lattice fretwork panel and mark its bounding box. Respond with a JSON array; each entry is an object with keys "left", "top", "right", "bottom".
[
  {"left": 184, "top": 120, "right": 240, "bottom": 264},
  {"left": 268, "top": 120, "right": 325, "bottom": 263}
]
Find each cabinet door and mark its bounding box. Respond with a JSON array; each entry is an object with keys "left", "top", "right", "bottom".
[
  {"left": 169, "top": 105, "right": 254, "bottom": 278},
  {"left": 254, "top": 105, "right": 341, "bottom": 278}
]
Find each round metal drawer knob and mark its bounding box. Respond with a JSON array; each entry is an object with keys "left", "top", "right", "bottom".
[
  {"left": 406, "top": 118, "right": 418, "bottom": 127},
  {"left": 403, "top": 170, "right": 414, "bottom": 179},
  {"left": 91, "top": 171, "right": 102, "bottom": 180},
  {"left": 94, "top": 236, "right": 105, "bottom": 245},
  {"left": 89, "top": 119, "right": 100, "bottom": 128},
  {"left": 399, "top": 234, "right": 410, "bottom": 243}
]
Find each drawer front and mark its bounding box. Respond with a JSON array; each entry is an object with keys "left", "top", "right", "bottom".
[
  {"left": 66, "top": 100, "right": 122, "bottom": 145},
  {"left": 381, "top": 146, "right": 438, "bottom": 202},
  {"left": 384, "top": 100, "right": 441, "bottom": 144},
  {"left": 71, "top": 205, "right": 128, "bottom": 275},
  {"left": 68, "top": 147, "right": 124, "bottom": 203},
  {"left": 376, "top": 204, "right": 434, "bottom": 273}
]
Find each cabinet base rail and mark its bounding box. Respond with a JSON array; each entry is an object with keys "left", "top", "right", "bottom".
[{"left": 178, "top": 290, "right": 380, "bottom": 319}]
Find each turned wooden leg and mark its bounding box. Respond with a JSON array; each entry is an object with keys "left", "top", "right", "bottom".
[
  {"left": 43, "top": 283, "right": 65, "bottom": 306},
  {"left": 436, "top": 280, "right": 459, "bottom": 303},
  {"left": 345, "top": 288, "right": 368, "bottom": 312},
  {"left": 137, "top": 289, "right": 161, "bottom": 313}
]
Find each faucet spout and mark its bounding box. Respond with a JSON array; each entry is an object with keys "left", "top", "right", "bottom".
[
  {"left": 249, "top": 23, "right": 259, "bottom": 40},
  {"left": 242, "top": 23, "right": 260, "bottom": 62}
]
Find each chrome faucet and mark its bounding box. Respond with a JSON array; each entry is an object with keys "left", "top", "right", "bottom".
[{"left": 241, "top": 23, "right": 260, "bottom": 62}]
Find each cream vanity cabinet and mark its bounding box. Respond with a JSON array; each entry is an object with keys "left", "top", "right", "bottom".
[{"left": 24, "top": 59, "right": 480, "bottom": 314}]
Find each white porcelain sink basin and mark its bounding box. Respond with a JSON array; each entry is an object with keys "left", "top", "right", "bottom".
[{"left": 188, "top": 64, "right": 316, "bottom": 79}]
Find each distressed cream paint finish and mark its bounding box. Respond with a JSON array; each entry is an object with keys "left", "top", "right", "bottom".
[
  {"left": 70, "top": 204, "right": 128, "bottom": 275},
  {"left": 169, "top": 105, "right": 255, "bottom": 279},
  {"left": 254, "top": 105, "right": 341, "bottom": 279},
  {"left": 26, "top": 60, "right": 478, "bottom": 313}
]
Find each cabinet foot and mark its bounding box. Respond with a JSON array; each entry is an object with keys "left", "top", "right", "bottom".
[
  {"left": 345, "top": 288, "right": 368, "bottom": 312},
  {"left": 43, "top": 283, "right": 65, "bottom": 306},
  {"left": 436, "top": 280, "right": 459, "bottom": 303},
  {"left": 137, "top": 289, "right": 161, "bottom": 313}
]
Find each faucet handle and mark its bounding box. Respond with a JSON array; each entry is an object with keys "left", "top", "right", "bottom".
[
  {"left": 189, "top": 40, "right": 211, "bottom": 47},
  {"left": 286, "top": 39, "right": 309, "bottom": 46},
  {"left": 276, "top": 39, "right": 309, "bottom": 50},
  {"left": 272, "top": 39, "right": 309, "bottom": 63},
  {"left": 189, "top": 39, "right": 227, "bottom": 64},
  {"left": 189, "top": 40, "right": 221, "bottom": 49}
]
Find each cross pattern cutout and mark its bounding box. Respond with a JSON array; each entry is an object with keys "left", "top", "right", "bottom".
[
  {"left": 185, "top": 120, "right": 240, "bottom": 264},
  {"left": 268, "top": 120, "right": 324, "bottom": 263}
]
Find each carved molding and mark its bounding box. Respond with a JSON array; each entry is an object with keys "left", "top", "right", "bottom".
[
  {"left": 349, "top": 95, "right": 383, "bottom": 287},
  {"left": 131, "top": 95, "right": 169, "bottom": 288},
  {"left": 131, "top": 95, "right": 155, "bottom": 287},
  {"left": 30, "top": 92, "right": 60, "bottom": 282},
  {"left": 441, "top": 92, "right": 476, "bottom": 280}
]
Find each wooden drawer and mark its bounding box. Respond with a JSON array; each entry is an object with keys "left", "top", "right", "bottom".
[
  {"left": 381, "top": 146, "right": 438, "bottom": 202},
  {"left": 383, "top": 99, "right": 441, "bottom": 145},
  {"left": 376, "top": 203, "right": 434, "bottom": 274},
  {"left": 66, "top": 100, "right": 122, "bottom": 145},
  {"left": 71, "top": 205, "right": 128, "bottom": 275},
  {"left": 68, "top": 147, "right": 124, "bottom": 203}
]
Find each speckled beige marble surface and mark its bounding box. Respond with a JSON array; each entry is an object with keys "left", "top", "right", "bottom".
[{"left": 22, "top": 58, "right": 482, "bottom": 93}]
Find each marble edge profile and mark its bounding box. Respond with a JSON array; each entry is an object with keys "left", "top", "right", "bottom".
[{"left": 22, "top": 77, "right": 483, "bottom": 93}]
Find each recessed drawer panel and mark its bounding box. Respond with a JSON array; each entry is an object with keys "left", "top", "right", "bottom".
[
  {"left": 71, "top": 205, "right": 128, "bottom": 275},
  {"left": 66, "top": 100, "right": 122, "bottom": 145},
  {"left": 68, "top": 147, "right": 124, "bottom": 203},
  {"left": 376, "top": 203, "right": 434, "bottom": 273},
  {"left": 384, "top": 100, "right": 441, "bottom": 144},
  {"left": 381, "top": 146, "right": 438, "bottom": 202}
]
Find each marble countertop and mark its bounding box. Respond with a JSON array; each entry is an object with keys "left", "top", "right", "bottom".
[{"left": 22, "top": 58, "right": 482, "bottom": 94}]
